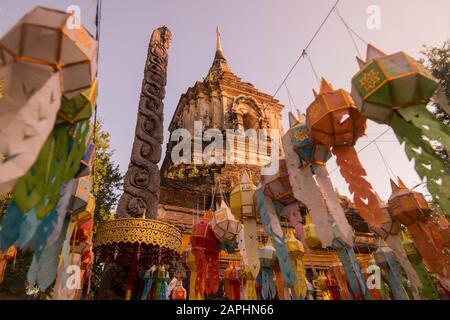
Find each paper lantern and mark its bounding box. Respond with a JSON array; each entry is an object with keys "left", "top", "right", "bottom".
[
  {"left": 306, "top": 78, "right": 383, "bottom": 227},
  {"left": 388, "top": 178, "right": 430, "bottom": 226},
  {"left": 210, "top": 200, "right": 242, "bottom": 242},
  {"left": 388, "top": 178, "right": 450, "bottom": 291},
  {"left": 262, "top": 160, "right": 296, "bottom": 206},
  {"left": 371, "top": 195, "right": 401, "bottom": 240},
  {"left": 351, "top": 45, "right": 438, "bottom": 125},
  {"left": 288, "top": 112, "right": 331, "bottom": 166},
  {"left": 0, "top": 7, "right": 98, "bottom": 98},
  {"left": 303, "top": 213, "right": 322, "bottom": 249},
  {"left": 352, "top": 45, "right": 449, "bottom": 220},
  {"left": 171, "top": 280, "right": 187, "bottom": 300},
  {"left": 374, "top": 244, "right": 408, "bottom": 300},
  {"left": 286, "top": 229, "right": 307, "bottom": 300},
  {"left": 260, "top": 239, "right": 277, "bottom": 268},
  {"left": 306, "top": 78, "right": 365, "bottom": 147},
  {"left": 230, "top": 172, "right": 257, "bottom": 220},
  {"left": 190, "top": 211, "right": 221, "bottom": 296},
  {"left": 282, "top": 113, "right": 354, "bottom": 248},
  {"left": 230, "top": 172, "right": 260, "bottom": 283}
]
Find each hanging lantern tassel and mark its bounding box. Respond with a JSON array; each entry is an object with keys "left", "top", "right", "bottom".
[
  {"left": 402, "top": 236, "right": 440, "bottom": 300},
  {"left": 230, "top": 172, "right": 260, "bottom": 283},
  {"left": 388, "top": 179, "right": 450, "bottom": 291},
  {"left": 242, "top": 265, "right": 258, "bottom": 300},
  {"left": 330, "top": 263, "right": 350, "bottom": 300},
  {"left": 306, "top": 78, "right": 383, "bottom": 227},
  {"left": 185, "top": 248, "right": 200, "bottom": 300},
  {"left": 224, "top": 262, "right": 241, "bottom": 300},
  {"left": 141, "top": 266, "right": 156, "bottom": 300},
  {"left": 371, "top": 195, "right": 422, "bottom": 299},
  {"left": 333, "top": 237, "right": 371, "bottom": 300},
  {"left": 351, "top": 45, "right": 449, "bottom": 218},
  {"left": 374, "top": 245, "right": 409, "bottom": 300},
  {"left": 259, "top": 239, "right": 277, "bottom": 300},
  {"left": 255, "top": 187, "right": 295, "bottom": 290},
  {"left": 286, "top": 229, "right": 308, "bottom": 300}
]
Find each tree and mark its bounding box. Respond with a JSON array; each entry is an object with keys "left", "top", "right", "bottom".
[
  {"left": 89, "top": 121, "right": 123, "bottom": 299},
  {"left": 420, "top": 40, "right": 450, "bottom": 124},
  {"left": 92, "top": 121, "right": 123, "bottom": 230}
]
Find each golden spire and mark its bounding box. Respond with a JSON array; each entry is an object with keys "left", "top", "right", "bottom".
[{"left": 216, "top": 26, "right": 223, "bottom": 53}]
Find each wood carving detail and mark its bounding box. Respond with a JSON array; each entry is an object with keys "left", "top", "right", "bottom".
[{"left": 117, "top": 26, "right": 171, "bottom": 219}]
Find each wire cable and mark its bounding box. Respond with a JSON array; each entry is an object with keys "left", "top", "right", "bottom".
[{"left": 273, "top": 0, "right": 340, "bottom": 97}]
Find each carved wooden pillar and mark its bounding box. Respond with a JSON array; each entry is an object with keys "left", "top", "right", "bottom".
[{"left": 116, "top": 26, "right": 171, "bottom": 219}]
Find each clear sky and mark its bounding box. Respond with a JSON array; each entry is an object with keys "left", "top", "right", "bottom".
[{"left": 1, "top": 0, "right": 449, "bottom": 201}]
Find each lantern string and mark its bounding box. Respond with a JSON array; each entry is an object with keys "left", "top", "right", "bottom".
[
  {"left": 304, "top": 51, "right": 321, "bottom": 86},
  {"left": 284, "top": 83, "right": 296, "bottom": 113},
  {"left": 272, "top": 0, "right": 340, "bottom": 98},
  {"left": 333, "top": 6, "right": 367, "bottom": 59},
  {"left": 374, "top": 141, "right": 396, "bottom": 179}
]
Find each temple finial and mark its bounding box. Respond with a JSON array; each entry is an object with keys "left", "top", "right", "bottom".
[{"left": 216, "top": 26, "right": 223, "bottom": 53}]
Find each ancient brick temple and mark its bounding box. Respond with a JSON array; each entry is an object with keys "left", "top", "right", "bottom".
[{"left": 158, "top": 29, "right": 376, "bottom": 266}]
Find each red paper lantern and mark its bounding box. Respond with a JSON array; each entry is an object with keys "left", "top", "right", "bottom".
[{"left": 190, "top": 211, "right": 221, "bottom": 296}]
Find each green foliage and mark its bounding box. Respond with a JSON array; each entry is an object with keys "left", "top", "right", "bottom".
[
  {"left": 92, "top": 120, "right": 123, "bottom": 231},
  {"left": 89, "top": 120, "right": 123, "bottom": 299},
  {"left": 420, "top": 40, "right": 450, "bottom": 124}
]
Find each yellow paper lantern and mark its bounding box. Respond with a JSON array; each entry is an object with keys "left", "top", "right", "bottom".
[{"left": 230, "top": 171, "right": 257, "bottom": 220}]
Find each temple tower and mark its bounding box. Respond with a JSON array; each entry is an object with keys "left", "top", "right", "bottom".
[{"left": 159, "top": 28, "right": 284, "bottom": 226}]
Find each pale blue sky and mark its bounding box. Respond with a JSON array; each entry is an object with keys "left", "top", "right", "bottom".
[{"left": 1, "top": 0, "right": 449, "bottom": 200}]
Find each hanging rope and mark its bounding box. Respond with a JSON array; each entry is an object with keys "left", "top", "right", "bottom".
[
  {"left": 304, "top": 51, "right": 321, "bottom": 86},
  {"left": 374, "top": 141, "right": 396, "bottom": 179},
  {"left": 333, "top": 7, "right": 367, "bottom": 59},
  {"left": 273, "top": 0, "right": 340, "bottom": 97},
  {"left": 284, "top": 83, "right": 296, "bottom": 113},
  {"left": 92, "top": 0, "right": 102, "bottom": 187}
]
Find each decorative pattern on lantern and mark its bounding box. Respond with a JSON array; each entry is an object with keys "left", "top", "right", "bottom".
[
  {"left": 351, "top": 45, "right": 438, "bottom": 124},
  {"left": 259, "top": 238, "right": 277, "bottom": 300},
  {"left": 303, "top": 213, "right": 323, "bottom": 249},
  {"left": 210, "top": 200, "right": 243, "bottom": 242},
  {"left": 388, "top": 178, "right": 450, "bottom": 291},
  {"left": 374, "top": 244, "right": 408, "bottom": 300},
  {"left": 306, "top": 78, "right": 383, "bottom": 227},
  {"left": 190, "top": 211, "right": 221, "bottom": 297},
  {"left": 288, "top": 112, "right": 331, "bottom": 166},
  {"left": 286, "top": 229, "right": 307, "bottom": 300},
  {"left": 230, "top": 172, "right": 260, "bottom": 283}
]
